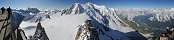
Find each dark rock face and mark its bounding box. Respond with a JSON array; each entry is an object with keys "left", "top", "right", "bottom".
[
  {"left": 0, "top": 7, "right": 27, "bottom": 40},
  {"left": 29, "top": 22, "right": 49, "bottom": 40},
  {"left": 0, "top": 7, "right": 5, "bottom": 14},
  {"left": 76, "top": 20, "right": 100, "bottom": 40}
]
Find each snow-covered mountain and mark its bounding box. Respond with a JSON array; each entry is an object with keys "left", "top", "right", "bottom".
[
  {"left": 13, "top": 8, "right": 61, "bottom": 22},
  {"left": 12, "top": 2, "right": 174, "bottom": 40},
  {"left": 115, "top": 8, "right": 174, "bottom": 36}
]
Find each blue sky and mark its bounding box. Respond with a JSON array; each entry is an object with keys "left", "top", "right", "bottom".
[{"left": 0, "top": 0, "right": 174, "bottom": 9}]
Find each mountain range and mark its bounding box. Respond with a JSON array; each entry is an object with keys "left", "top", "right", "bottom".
[{"left": 12, "top": 2, "right": 174, "bottom": 40}]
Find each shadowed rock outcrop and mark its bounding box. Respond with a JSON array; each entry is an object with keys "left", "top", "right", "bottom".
[
  {"left": 29, "top": 18, "right": 49, "bottom": 40},
  {"left": 0, "top": 7, "right": 26, "bottom": 40}
]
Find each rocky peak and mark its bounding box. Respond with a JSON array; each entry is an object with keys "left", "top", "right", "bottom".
[
  {"left": 0, "top": 7, "right": 26, "bottom": 40},
  {"left": 29, "top": 22, "right": 49, "bottom": 40},
  {"left": 75, "top": 20, "right": 100, "bottom": 40},
  {"left": 75, "top": 20, "right": 130, "bottom": 40}
]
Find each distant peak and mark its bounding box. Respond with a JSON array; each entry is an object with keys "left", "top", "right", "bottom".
[
  {"left": 65, "top": 2, "right": 109, "bottom": 15},
  {"left": 72, "top": 2, "right": 102, "bottom": 9},
  {"left": 71, "top": 2, "right": 107, "bottom": 10}
]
